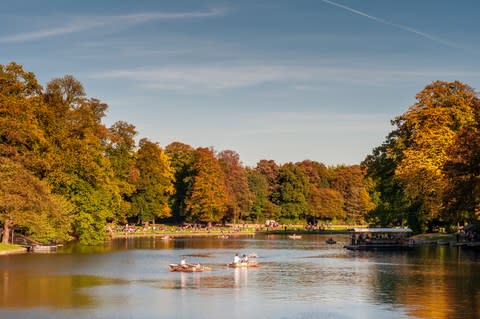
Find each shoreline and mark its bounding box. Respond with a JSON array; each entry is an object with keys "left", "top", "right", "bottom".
[
  {"left": 110, "top": 228, "right": 352, "bottom": 239},
  {"left": 0, "top": 247, "right": 28, "bottom": 255}
]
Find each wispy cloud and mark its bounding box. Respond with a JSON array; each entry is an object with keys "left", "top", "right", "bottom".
[
  {"left": 321, "top": 0, "right": 466, "bottom": 50},
  {"left": 0, "top": 8, "right": 225, "bottom": 43},
  {"left": 91, "top": 62, "right": 480, "bottom": 92},
  {"left": 92, "top": 64, "right": 310, "bottom": 90}
]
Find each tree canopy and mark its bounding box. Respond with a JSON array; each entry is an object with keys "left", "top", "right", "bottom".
[{"left": 4, "top": 62, "right": 478, "bottom": 244}]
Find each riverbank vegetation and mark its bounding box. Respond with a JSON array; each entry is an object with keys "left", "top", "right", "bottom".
[{"left": 1, "top": 62, "right": 479, "bottom": 244}]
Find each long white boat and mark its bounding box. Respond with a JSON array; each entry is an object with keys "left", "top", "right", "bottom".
[{"left": 344, "top": 227, "right": 414, "bottom": 251}]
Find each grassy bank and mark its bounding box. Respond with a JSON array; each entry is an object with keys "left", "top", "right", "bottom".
[
  {"left": 109, "top": 223, "right": 365, "bottom": 238},
  {"left": 110, "top": 228, "right": 257, "bottom": 239},
  {"left": 0, "top": 243, "right": 27, "bottom": 255}
]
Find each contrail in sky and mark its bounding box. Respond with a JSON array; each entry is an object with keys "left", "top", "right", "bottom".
[{"left": 321, "top": 0, "right": 465, "bottom": 50}]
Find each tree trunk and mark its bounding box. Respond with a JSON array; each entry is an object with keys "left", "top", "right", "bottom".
[{"left": 2, "top": 219, "right": 13, "bottom": 244}]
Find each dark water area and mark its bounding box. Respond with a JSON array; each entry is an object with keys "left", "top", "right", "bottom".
[{"left": 0, "top": 234, "right": 478, "bottom": 319}]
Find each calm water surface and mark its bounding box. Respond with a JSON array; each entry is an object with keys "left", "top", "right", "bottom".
[{"left": 0, "top": 234, "right": 478, "bottom": 319}]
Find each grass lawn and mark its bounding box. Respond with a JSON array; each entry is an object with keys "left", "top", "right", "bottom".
[
  {"left": 0, "top": 243, "right": 25, "bottom": 252},
  {"left": 0, "top": 243, "right": 20, "bottom": 250}
]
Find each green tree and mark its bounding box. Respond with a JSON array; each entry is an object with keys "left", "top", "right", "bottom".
[
  {"left": 44, "top": 77, "right": 121, "bottom": 244},
  {"left": 362, "top": 132, "right": 412, "bottom": 227},
  {"left": 0, "top": 158, "right": 72, "bottom": 243},
  {"left": 129, "top": 139, "right": 175, "bottom": 224},
  {"left": 256, "top": 159, "right": 279, "bottom": 198},
  {"left": 245, "top": 168, "right": 269, "bottom": 222},
  {"left": 255, "top": 159, "right": 281, "bottom": 221},
  {"left": 272, "top": 163, "right": 309, "bottom": 222},
  {"left": 106, "top": 121, "right": 139, "bottom": 223},
  {"left": 165, "top": 142, "right": 196, "bottom": 223}
]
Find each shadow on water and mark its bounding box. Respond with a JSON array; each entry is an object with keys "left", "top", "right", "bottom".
[{"left": 0, "top": 272, "right": 127, "bottom": 309}]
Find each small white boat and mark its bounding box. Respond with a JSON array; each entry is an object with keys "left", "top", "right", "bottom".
[
  {"left": 31, "top": 245, "right": 58, "bottom": 253},
  {"left": 288, "top": 234, "right": 302, "bottom": 240}
]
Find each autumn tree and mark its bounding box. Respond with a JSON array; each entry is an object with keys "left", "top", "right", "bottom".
[
  {"left": 330, "top": 165, "right": 374, "bottom": 224},
  {"left": 0, "top": 62, "right": 48, "bottom": 176},
  {"left": 308, "top": 187, "right": 345, "bottom": 222},
  {"left": 394, "top": 81, "right": 477, "bottom": 221},
  {"left": 129, "top": 139, "right": 174, "bottom": 224},
  {"left": 296, "top": 160, "right": 342, "bottom": 223},
  {"left": 442, "top": 96, "right": 480, "bottom": 225},
  {"left": 186, "top": 148, "right": 228, "bottom": 225},
  {"left": 218, "top": 150, "right": 253, "bottom": 224},
  {"left": 296, "top": 160, "right": 330, "bottom": 189}
]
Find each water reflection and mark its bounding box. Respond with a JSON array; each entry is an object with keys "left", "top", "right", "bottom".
[
  {"left": 233, "top": 268, "right": 248, "bottom": 288},
  {"left": 0, "top": 236, "right": 478, "bottom": 319},
  {"left": 367, "top": 246, "right": 480, "bottom": 319}
]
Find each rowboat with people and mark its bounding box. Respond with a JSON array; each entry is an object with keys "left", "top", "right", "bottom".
[{"left": 169, "top": 263, "right": 211, "bottom": 272}]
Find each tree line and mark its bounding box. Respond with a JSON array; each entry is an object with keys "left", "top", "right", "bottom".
[
  {"left": 0, "top": 63, "right": 373, "bottom": 244},
  {"left": 1, "top": 63, "right": 478, "bottom": 244}
]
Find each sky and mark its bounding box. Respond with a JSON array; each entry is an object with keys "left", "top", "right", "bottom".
[{"left": 1, "top": 0, "right": 480, "bottom": 167}]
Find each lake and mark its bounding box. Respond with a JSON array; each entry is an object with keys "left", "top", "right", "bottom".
[{"left": 0, "top": 234, "right": 478, "bottom": 319}]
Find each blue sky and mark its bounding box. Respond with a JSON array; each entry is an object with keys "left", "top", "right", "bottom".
[{"left": 2, "top": 0, "right": 479, "bottom": 166}]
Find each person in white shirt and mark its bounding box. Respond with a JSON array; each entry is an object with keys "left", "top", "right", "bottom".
[{"left": 233, "top": 253, "right": 240, "bottom": 264}]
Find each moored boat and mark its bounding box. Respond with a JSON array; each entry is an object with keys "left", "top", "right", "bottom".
[
  {"left": 288, "top": 234, "right": 302, "bottom": 240},
  {"left": 326, "top": 238, "right": 336, "bottom": 244},
  {"left": 344, "top": 228, "right": 414, "bottom": 251},
  {"left": 31, "top": 244, "right": 58, "bottom": 253}
]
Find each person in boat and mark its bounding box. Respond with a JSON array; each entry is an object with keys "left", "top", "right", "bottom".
[
  {"left": 241, "top": 254, "right": 249, "bottom": 263},
  {"left": 180, "top": 258, "right": 187, "bottom": 267},
  {"left": 233, "top": 253, "right": 240, "bottom": 264}
]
